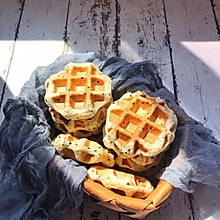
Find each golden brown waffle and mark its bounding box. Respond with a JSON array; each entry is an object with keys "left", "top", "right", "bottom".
[
  {"left": 103, "top": 91, "right": 178, "bottom": 158},
  {"left": 45, "top": 62, "right": 112, "bottom": 120},
  {"left": 52, "top": 134, "right": 115, "bottom": 167},
  {"left": 87, "top": 166, "right": 154, "bottom": 198}
]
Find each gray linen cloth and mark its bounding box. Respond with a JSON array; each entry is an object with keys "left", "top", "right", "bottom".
[{"left": 0, "top": 53, "right": 220, "bottom": 219}]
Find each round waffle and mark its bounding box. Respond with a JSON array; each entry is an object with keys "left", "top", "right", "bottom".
[
  {"left": 87, "top": 166, "right": 154, "bottom": 198},
  {"left": 45, "top": 62, "right": 112, "bottom": 120},
  {"left": 103, "top": 91, "right": 178, "bottom": 158},
  {"left": 52, "top": 134, "right": 115, "bottom": 167}
]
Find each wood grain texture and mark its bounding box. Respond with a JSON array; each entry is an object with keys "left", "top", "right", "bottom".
[
  {"left": 64, "top": 1, "right": 120, "bottom": 218},
  {"left": 192, "top": 184, "right": 220, "bottom": 220},
  {"left": 164, "top": 0, "right": 220, "bottom": 139},
  {"left": 118, "top": 0, "right": 174, "bottom": 91},
  {"left": 0, "top": 0, "right": 68, "bottom": 123},
  {"left": 0, "top": 0, "right": 23, "bottom": 120},
  {"left": 65, "top": 0, "right": 117, "bottom": 57}
]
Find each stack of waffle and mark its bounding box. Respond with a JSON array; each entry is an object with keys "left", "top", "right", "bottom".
[
  {"left": 103, "top": 91, "right": 178, "bottom": 172},
  {"left": 44, "top": 62, "right": 112, "bottom": 138}
]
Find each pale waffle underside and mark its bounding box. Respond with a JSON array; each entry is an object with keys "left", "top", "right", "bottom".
[
  {"left": 49, "top": 106, "right": 107, "bottom": 133},
  {"left": 52, "top": 134, "right": 115, "bottom": 167},
  {"left": 115, "top": 153, "right": 163, "bottom": 172},
  {"left": 54, "top": 122, "right": 102, "bottom": 138},
  {"left": 87, "top": 166, "right": 154, "bottom": 198},
  {"left": 103, "top": 91, "right": 178, "bottom": 157},
  {"left": 45, "top": 62, "right": 112, "bottom": 119}
]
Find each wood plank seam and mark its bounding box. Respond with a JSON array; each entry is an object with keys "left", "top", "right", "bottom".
[
  {"left": 188, "top": 193, "right": 196, "bottom": 220},
  {"left": 162, "top": 0, "right": 179, "bottom": 103},
  {"left": 0, "top": 0, "right": 25, "bottom": 109},
  {"left": 114, "top": 0, "right": 121, "bottom": 57},
  {"left": 162, "top": 0, "right": 197, "bottom": 219},
  {"left": 63, "top": 0, "right": 71, "bottom": 54},
  {"left": 210, "top": 0, "right": 220, "bottom": 39}
]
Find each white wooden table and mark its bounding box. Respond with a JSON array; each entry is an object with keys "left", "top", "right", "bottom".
[{"left": 1, "top": 0, "right": 220, "bottom": 219}]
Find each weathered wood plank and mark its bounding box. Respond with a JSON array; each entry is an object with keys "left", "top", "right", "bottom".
[
  {"left": 120, "top": 189, "right": 194, "bottom": 220},
  {"left": 192, "top": 184, "right": 220, "bottom": 219},
  {"left": 118, "top": 0, "right": 174, "bottom": 91},
  {"left": 65, "top": 1, "right": 119, "bottom": 218},
  {"left": 65, "top": 0, "right": 117, "bottom": 57},
  {"left": 164, "top": 0, "right": 220, "bottom": 219},
  {"left": 164, "top": 0, "right": 220, "bottom": 139},
  {"left": 118, "top": 1, "right": 194, "bottom": 219},
  {"left": 67, "top": 194, "right": 119, "bottom": 220},
  {"left": 0, "top": 0, "right": 68, "bottom": 123},
  {"left": 0, "top": 0, "right": 23, "bottom": 122}
]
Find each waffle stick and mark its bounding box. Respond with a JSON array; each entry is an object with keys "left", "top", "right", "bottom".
[{"left": 52, "top": 134, "right": 115, "bottom": 167}]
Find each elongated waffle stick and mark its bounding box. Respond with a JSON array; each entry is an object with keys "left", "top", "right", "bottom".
[{"left": 52, "top": 134, "right": 115, "bottom": 167}]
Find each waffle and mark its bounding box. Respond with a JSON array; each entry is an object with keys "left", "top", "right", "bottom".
[
  {"left": 103, "top": 91, "right": 178, "bottom": 158},
  {"left": 87, "top": 166, "right": 154, "bottom": 198},
  {"left": 52, "top": 134, "right": 115, "bottom": 167},
  {"left": 115, "top": 153, "right": 163, "bottom": 172},
  {"left": 49, "top": 99, "right": 112, "bottom": 133},
  {"left": 49, "top": 106, "right": 106, "bottom": 132},
  {"left": 45, "top": 62, "right": 112, "bottom": 120}
]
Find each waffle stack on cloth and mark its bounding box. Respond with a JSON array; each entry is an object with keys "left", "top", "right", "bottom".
[{"left": 0, "top": 52, "right": 220, "bottom": 219}]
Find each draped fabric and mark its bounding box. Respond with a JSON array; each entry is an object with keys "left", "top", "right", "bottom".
[{"left": 0, "top": 53, "right": 219, "bottom": 219}]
